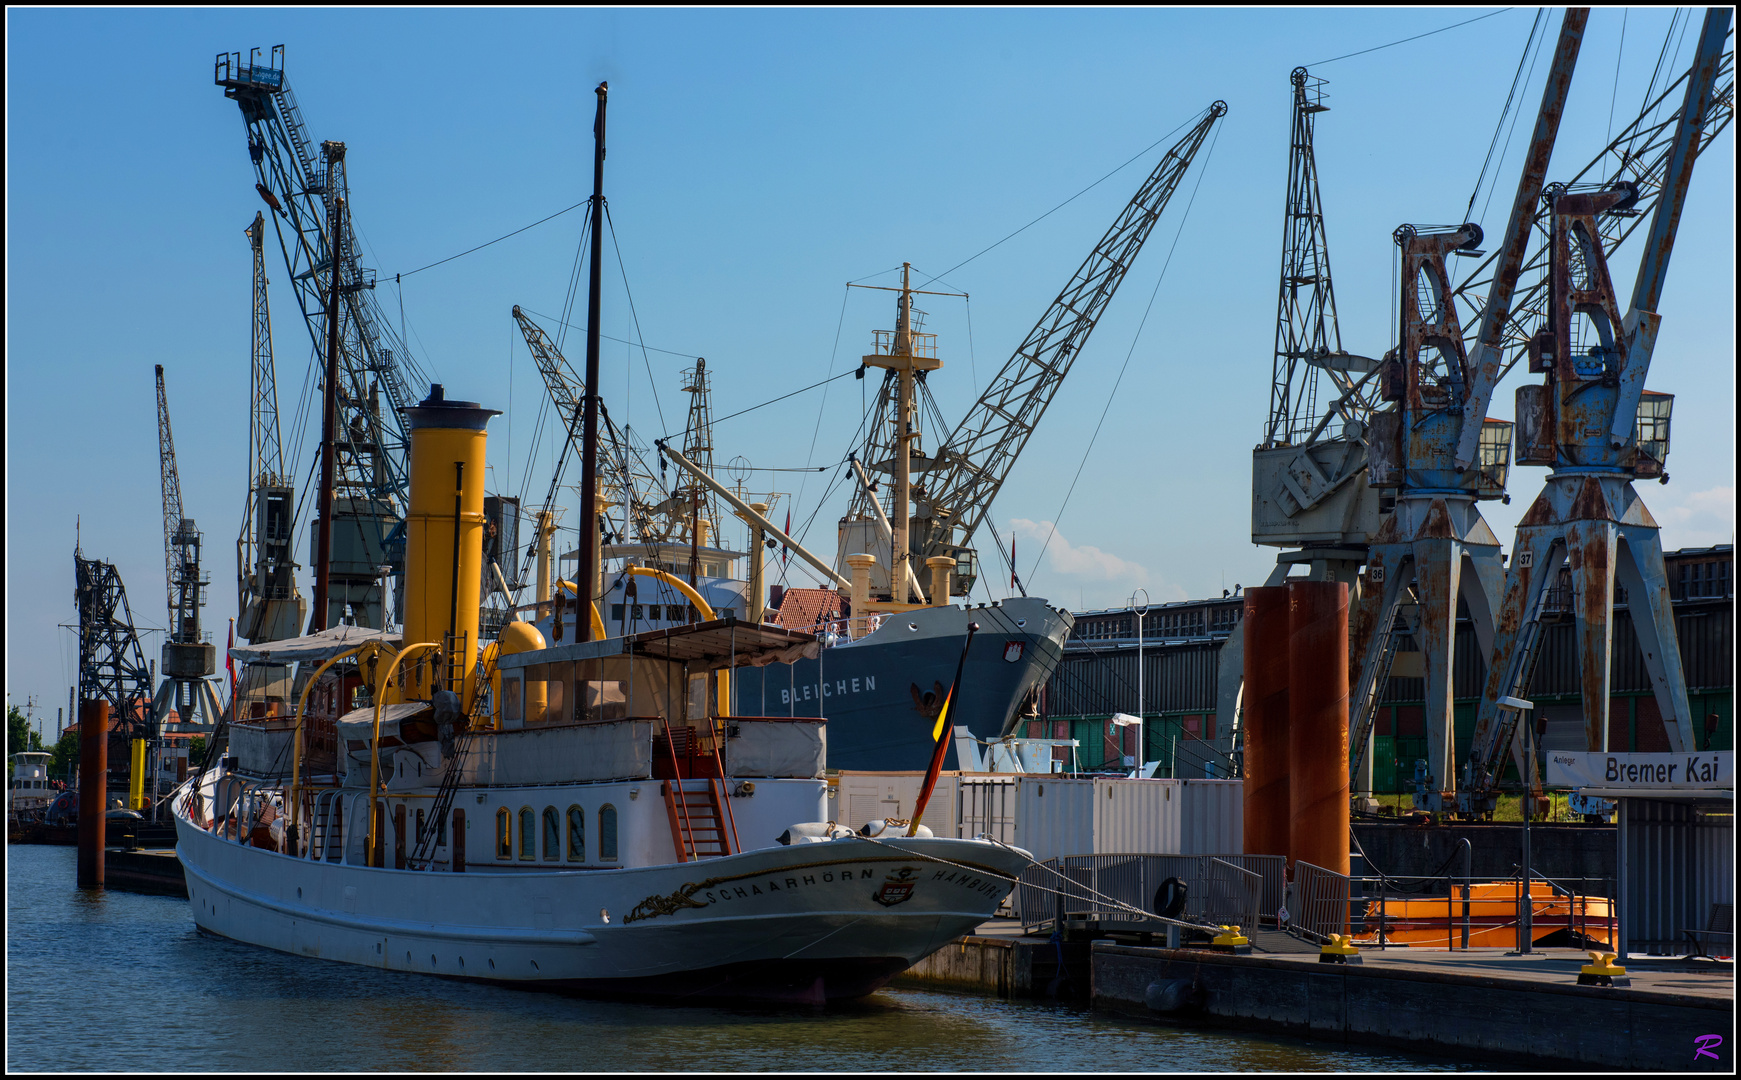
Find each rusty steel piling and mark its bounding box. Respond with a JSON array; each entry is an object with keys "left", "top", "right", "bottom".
[
  {"left": 76, "top": 699, "right": 109, "bottom": 890},
  {"left": 1242, "top": 586, "right": 1290, "bottom": 862},
  {"left": 1288, "top": 580, "right": 1350, "bottom": 879}
]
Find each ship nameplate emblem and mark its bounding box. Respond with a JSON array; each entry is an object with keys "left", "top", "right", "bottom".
[
  {"left": 873, "top": 866, "right": 921, "bottom": 907},
  {"left": 1003, "top": 641, "right": 1024, "bottom": 663}
]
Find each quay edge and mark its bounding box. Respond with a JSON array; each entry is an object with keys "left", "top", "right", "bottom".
[{"left": 1091, "top": 941, "right": 1733, "bottom": 1071}]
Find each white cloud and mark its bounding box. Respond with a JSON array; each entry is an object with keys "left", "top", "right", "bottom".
[
  {"left": 1653, "top": 485, "right": 1736, "bottom": 549},
  {"left": 1006, "top": 518, "right": 1171, "bottom": 595}
]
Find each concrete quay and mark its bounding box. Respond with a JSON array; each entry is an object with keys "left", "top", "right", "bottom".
[
  {"left": 1092, "top": 941, "right": 1734, "bottom": 1071},
  {"left": 893, "top": 919, "right": 1092, "bottom": 999},
  {"left": 103, "top": 848, "right": 188, "bottom": 898}
]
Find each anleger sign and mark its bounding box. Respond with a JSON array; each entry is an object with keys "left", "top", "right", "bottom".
[{"left": 1546, "top": 751, "right": 1732, "bottom": 790}]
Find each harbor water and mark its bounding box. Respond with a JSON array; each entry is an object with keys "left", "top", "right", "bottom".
[{"left": 7, "top": 845, "right": 1465, "bottom": 1072}]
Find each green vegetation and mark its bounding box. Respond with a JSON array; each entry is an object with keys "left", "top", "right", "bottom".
[
  {"left": 48, "top": 728, "right": 80, "bottom": 781},
  {"left": 8, "top": 702, "right": 46, "bottom": 756}
]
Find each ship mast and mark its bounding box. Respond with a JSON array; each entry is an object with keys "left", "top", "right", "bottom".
[
  {"left": 310, "top": 185, "right": 346, "bottom": 633},
  {"left": 576, "top": 82, "right": 608, "bottom": 641},
  {"left": 857, "top": 263, "right": 957, "bottom": 604}
]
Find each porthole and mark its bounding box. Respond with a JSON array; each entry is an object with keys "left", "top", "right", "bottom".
[
  {"left": 907, "top": 623, "right": 918, "bottom": 632},
  {"left": 489, "top": 958, "right": 496, "bottom": 970},
  {"left": 530, "top": 959, "right": 540, "bottom": 971},
  {"left": 297, "top": 887, "right": 303, "bottom": 898},
  {"left": 1016, "top": 619, "right": 1027, "bottom": 627},
  {"left": 431, "top": 954, "right": 437, "bottom": 966}
]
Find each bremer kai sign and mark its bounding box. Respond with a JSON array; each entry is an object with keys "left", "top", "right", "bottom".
[{"left": 1546, "top": 751, "right": 1733, "bottom": 790}]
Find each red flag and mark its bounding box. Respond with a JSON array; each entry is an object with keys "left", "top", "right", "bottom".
[
  {"left": 1010, "top": 535, "right": 1017, "bottom": 590},
  {"left": 783, "top": 510, "right": 791, "bottom": 568},
  {"left": 226, "top": 618, "right": 237, "bottom": 697}
]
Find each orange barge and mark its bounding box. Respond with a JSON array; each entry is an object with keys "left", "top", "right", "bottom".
[{"left": 1353, "top": 881, "right": 1615, "bottom": 949}]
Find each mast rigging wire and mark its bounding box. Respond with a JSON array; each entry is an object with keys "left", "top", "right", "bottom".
[
  {"left": 914, "top": 111, "right": 1205, "bottom": 292},
  {"left": 1466, "top": 9, "right": 1547, "bottom": 224},
  {"left": 1479, "top": 12, "right": 1550, "bottom": 229},
  {"left": 1305, "top": 8, "right": 1513, "bottom": 68},
  {"left": 602, "top": 202, "right": 669, "bottom": 435},
  {"left": 395, "top": 198, "right": 590, "bottom": 280},
  {"left": 1025, "top": 123, "right": 1224, "bottom": 583}
]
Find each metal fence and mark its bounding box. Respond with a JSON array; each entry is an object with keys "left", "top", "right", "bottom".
[
  {"left": 1284, "top": 860, "right": 1618, "bottom": 950},
  {"left": 1288, "top": 860, "right": 1351, "bottom": 942},
  {"left": 1015, "top": 853, "right": 1268, "bottom": 933}
]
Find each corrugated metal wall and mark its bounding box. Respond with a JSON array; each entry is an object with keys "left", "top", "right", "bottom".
[
  {"left": 1620, "top": 797, "right": 1732, "bottom": 955},
  {"left": 1046, "top": 643, "right": 1221, "bottom": 717}
]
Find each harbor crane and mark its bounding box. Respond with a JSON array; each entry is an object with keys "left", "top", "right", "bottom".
[
  {"left": 237, "top": 212, "right": 307, "bottom": 645},
  {"left": 1348, "top": 11, "right": 1590, "bottom": 813},
  {"left": 216, "top": 46, "right": 423, "bottom": 629},
  {"left": 150, "top": 366, "right": 225, "bottom": 764},
  {"left": 1460, "top": 9, "right": 1734, "bottom": 817},
  {"left": 73, "top": 549, "right": 156, "bottom": 805},
  {"left": 843, "top": 101, "right": 1227, "bottom": 602},
  {"left": 1217, "top": 65, "right": 1388, "bottom": 771}
]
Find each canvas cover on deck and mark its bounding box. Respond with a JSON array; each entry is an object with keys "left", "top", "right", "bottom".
[
  {"left": 336, "top": 702, "right": 439, "bottom": 787},
  {"left": 461, "top": 719, "right": 657, "bottom": 786},
  {"left": 725, "top": 719, "right": 826, "bottom": 779},
  {"left": 228, "top": 625, "right": 401, "bottom": 666},
  {"left": 624, "top": 619, "right": 821, "bottom": 667}
]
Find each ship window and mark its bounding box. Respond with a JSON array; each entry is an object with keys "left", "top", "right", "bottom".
[
  {"left": 519, "top": 808, "right": 536, "bottom": 860},
  {"left": 566, "top": 806, "right": 585, "bottom": 862},
  {"left": 611, "top": 604, "right": 625, "bottom": 621},
  {"left": 599, "top": 804, "right": 619, "bottom": 862},
  {"left": 631, "top": 603, "right": 644, "bottom": 620},
  {"left": 543, "top": 807, "right": 560, "bottom": 862},
  {"left": 546, "top": 676, "right": 566, "bottom": 727},
  {"left": 416, "top": 808, "right": 426, "bottom": 848},
  {"left": 496, "top": 808, "right": 511, "bottom": 859},
  {"left": 503, "top": 676, "right": 523, "bottom": 725}
]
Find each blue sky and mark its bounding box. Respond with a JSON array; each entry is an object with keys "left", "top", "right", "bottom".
[{"left": 6, "top": 8, "right": 1734, "bottom": 731}]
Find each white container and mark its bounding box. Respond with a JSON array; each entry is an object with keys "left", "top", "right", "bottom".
[
  {"left": 1174, "top": 778, "right": 1244, "bottom": 854},
  {"left": 833, "top": 771, "right": 958, "bottom": 837},
  {"left": 1014, "top": 776, "right": 1244, "bottom": 861},
  {"left": 1012, "top": 777, "right": 1095, "bottom": 863}
]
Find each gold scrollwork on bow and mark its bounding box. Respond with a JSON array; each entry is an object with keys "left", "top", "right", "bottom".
[{"left": 625, "top": 877, "right": 726, "bottom": 924}]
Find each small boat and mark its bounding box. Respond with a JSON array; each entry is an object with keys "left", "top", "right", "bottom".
[
  {"left": 1352, "top": 880, "right": 1615, "bottom": 949},
  {"left": 7, "top": 752, "right": 56, "bottom": 816}
]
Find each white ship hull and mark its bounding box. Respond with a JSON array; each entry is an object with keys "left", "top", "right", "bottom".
[{"left": 173, "top": 793, "right": 1029, "bottom": 1003}]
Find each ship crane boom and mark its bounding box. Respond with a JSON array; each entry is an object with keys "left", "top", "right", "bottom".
[{"left": 872, "top": 101, "right": 1226, "bottom": 583}]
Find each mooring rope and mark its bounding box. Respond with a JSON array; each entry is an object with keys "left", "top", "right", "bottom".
[{"left": 850, "top": 833, "right": 1223, "bottom": 934}]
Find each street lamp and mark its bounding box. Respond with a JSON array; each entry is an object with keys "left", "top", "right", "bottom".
[{"left": 1129, "top": 589, "right": 1149, "bottom": 776}]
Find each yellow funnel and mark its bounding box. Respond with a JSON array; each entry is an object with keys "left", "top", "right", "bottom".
[{"left": 403, "top": 384, "right": 500, "bottom": 707}]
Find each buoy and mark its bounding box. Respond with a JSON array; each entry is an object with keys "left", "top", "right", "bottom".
[{"left": 858, "top": 819, "right": 932, "bottom": 838}]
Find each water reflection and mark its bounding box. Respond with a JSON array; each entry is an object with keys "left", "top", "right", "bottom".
[{"left": 8, "top": 846, "right": 1463, "bottom": 1072}]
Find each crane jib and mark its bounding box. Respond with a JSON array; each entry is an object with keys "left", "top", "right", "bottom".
[{"left": 889, "top": 103, "right": 1226, "bottom": 561}]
